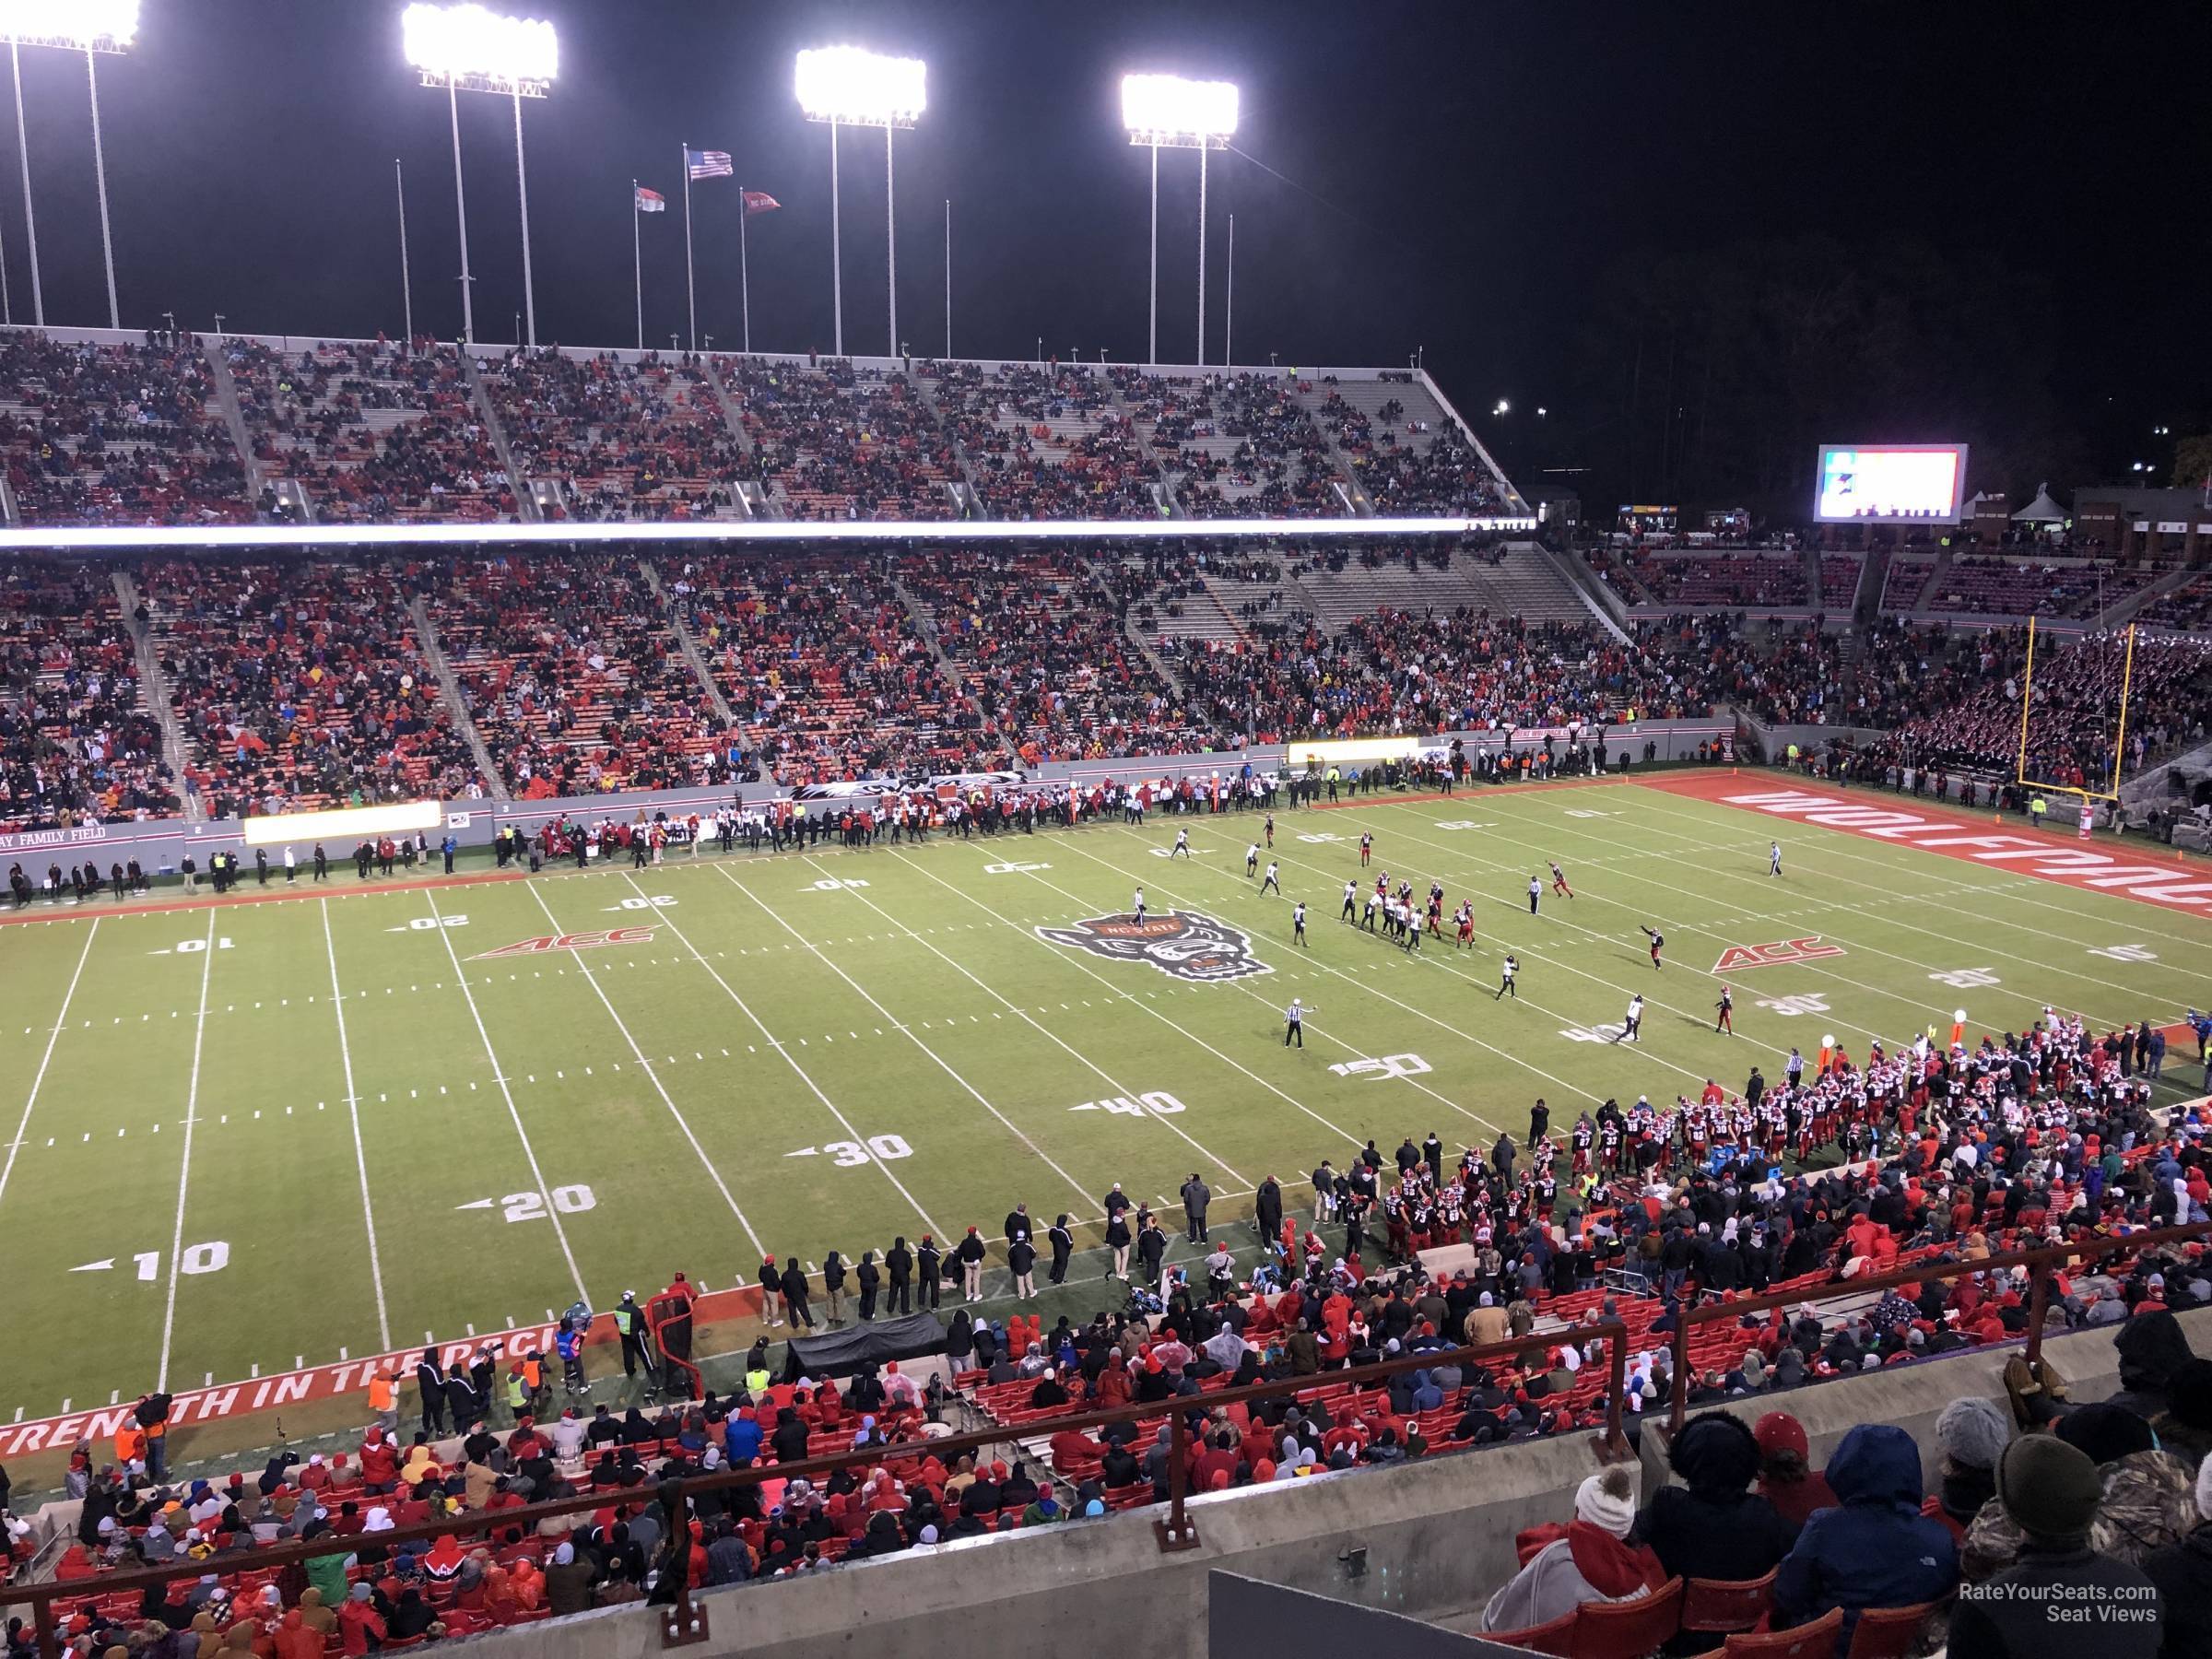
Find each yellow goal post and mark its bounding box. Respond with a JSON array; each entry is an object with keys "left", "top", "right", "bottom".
[{"left": 2014, "top": 617, "right": 2136, "bottom": 804}]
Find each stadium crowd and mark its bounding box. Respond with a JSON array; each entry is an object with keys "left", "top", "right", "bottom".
[
  {"left": 482, "top": 350, "right": 742, "bottom": 524},
  {"left": 0, "top": 333, "right": 252, "bottom": 527},
  {"left": 141, "top": 559, "right": 483, "bottom": 819},
  {"left": 0, "top": 559, "right": 179, "bottom": 831},
  {"left": 21, "top": 993, "right": 2212, "bottom": 1653},
  {"left": 227, "top": 340, "right": 515, "bottom": 526}
]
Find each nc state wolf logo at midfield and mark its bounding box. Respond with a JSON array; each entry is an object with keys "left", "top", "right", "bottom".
[{"left": 1035, "top": 912, "right": 1273, "bottom": 982}]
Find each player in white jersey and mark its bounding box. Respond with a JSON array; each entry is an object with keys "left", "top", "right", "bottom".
[
  {"left": 1496, "top": 954, "right": 1518, "bottom": 1000},
  {"left": 1131, "top": 886, "right": 1146, "bottom": 922},
  {"left": 1292, "top": 901, "right": 1308, "bottom": 947},
  {"left": 1246, "top": 842, "right": 1261, "bottom": 877},
  {"left": 1615, "top": 994, "right": 1644, "bottom": 1042},
  {"left": 1770, "top": 841, "right": 1783, "bottom": 877},
  {"left": 1261, "top": 861, "right": 1281, "bottom": 895},
  {"left": 1342, "top": 879, "right": 1359, "bottom": 922},
  {"left": 1172, "top": 829, "right": 1190, "bottom": 858}
]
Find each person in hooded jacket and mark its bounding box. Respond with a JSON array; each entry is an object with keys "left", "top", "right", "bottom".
[
  {"left": 1484, "top": 1466, "right": 1666, "bottom": 1633},
  {"left": 2143, "top": 1449, "right": 2212, "bottom": 1659},
  {"left": 1772, "top": 1422, "right": 1957, "bottom": 1648},
  {"left": 1635, "top": 1411, "right": 1795, "bottom": 1599},
  {"left": 2108, "top": 1310, "right": 2197, "bottom": 1420}
]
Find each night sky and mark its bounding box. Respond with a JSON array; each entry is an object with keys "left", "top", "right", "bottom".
[{"left": 8, "top": 1, "right": 2206, "bottom": 494}]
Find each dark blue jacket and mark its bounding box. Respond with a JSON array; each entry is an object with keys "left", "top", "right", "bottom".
[{"left": 1773, "top": 1424, "right": 1958, "bottom": 1650}]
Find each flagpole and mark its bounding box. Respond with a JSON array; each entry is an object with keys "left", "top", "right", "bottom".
[
  {"left": 943, "top": 198, "right": 951, "bottom": 359},
  {"left": 12, "top": 42, "right": 39, "bottom": 326},
  {"left": 682, "top": 142, "right": 697, "bottom": 354},
  {"left": 738, "top": 182, "right": 750, "bottom": 356},
  {"left": 631, "top": 179, "right": 642, "bottom": 352},
  {"left": 395, "top": 159, "right": 413, "bottom": 346},
  {"left": 1225, "top": 211, "right": 1234, "bottom": 369}
]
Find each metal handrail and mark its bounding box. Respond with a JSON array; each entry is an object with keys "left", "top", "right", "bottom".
[
  {"left": 1665, "top": 1218, "right": 2212, "bottom": 1437},
  {"left": 4, "top": 1317, "right": 1630, "bottom": 1654}
]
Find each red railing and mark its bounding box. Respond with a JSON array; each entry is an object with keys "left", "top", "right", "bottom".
[
  {"left": 1666, "top": 1218, "right": 2212, "bottom": 1437},
  {"left": 2, "top": 1320, "right": 1630, "bottom": 1656}
]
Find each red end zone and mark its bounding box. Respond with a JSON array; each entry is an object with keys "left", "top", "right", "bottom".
[
  {"left": 0, "top": 1282, "right": 764, "bottom": 1461},
  {"left": 1643, "top": 771, "right": 2212, "bottom": 922}
]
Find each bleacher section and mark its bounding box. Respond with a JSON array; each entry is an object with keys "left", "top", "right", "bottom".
[
  {"left": 1814, "top": 553, "right": 1863, "bottom": 610},
  {"left": 227, "top": 338, "right": 514, "bottom": 524},
  {"left": 730, "top": 359, "right": 960, "bottom": 522},
  {"left": 663, "top": 552, "right": 956, "bottom": 783},
  {"left": 425, "top": 552, "right": 731, "bottom": 798},
  {"left": 1923, "top": 554, "right": 2169, "bottom": 619},
  {"left": 1306, "top": 374, "right": 1516, "bottom": 516},
  {"left": 481, "top": 349, "right": 746, "bottom": 524},
  {"left": 2137, "top": 570, "right": 2212, "bottom": 633},
  {"left": 1622, "top": 549, "right": 1809, "bottom": 609},
  {"left": 1880, "top": 553, "right": 1938, "bottom": 613},
  {"left": 140, "top": 558, "right": 484, "bottom": 818},
  {"left": 0, "top": 334, "right": 253, "bottom": 526},
  {"left": 904, "top": 546, "right": 1202, "bottom": 764},
  {"left": 923, "top": 361, "right": 1161, "bottom": 522},
  {"left": 0, "top": 558, "right": 177, "bottom": 830}
]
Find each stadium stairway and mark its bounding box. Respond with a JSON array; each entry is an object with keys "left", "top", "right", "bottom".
[
  {"left": 199, "top": 343, "right": 270, "bottom": 510},
  {"left": 1798, "top": 543, "right": 1823, "bottom": 606},
  {"left": 888, "top": 572, "right": 967, "bottom": 683},
  {"left": 697, "top": 356, "right": 782, "bottom": 522},
  {"left": 408, "top": 594, "right": 510, "bottom": 801},
  {"left": 461, "top": 350, "right": 541, "bottom": 524},
  {"left": 2099, "top": 561, "right": 2196, "bottom": 629},
  {"left": 638, "top": 556, "right": 742, "bottom": 728},
  {"left": 911, "top": 371, "right": 994, "bottom": 514},
  {"left": 1852, "top": 544, "right": 1889, "bottom": 627},
  {"left": 110, "top": 567, "right": 203, "bottom": 821}
]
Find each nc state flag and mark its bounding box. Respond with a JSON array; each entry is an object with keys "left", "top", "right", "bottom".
[{"left": 742, "top": 190, "right": 781, "bottom": 217}]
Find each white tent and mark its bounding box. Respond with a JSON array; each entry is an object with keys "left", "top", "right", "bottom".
[{"left": 2011, "top": 482, "right": 2067, "bottom": 524}]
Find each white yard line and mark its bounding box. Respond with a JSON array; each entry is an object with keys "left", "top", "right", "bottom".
[
  {"left": 1244, "top": 834, "right": 1771, "bottom": 1088},
  {"left": 424, "top": 888, "right": 591, "bottom": 1306},
  {"left": 1326, "top": 801, "right": 1929, "bottom": 1045},
  {"left": 157, "top": 912, "right": 218, "bottom": 1392},
  {"left": 1452, "top": 794, "right": 2199, "bottom": 1029},
  {"left": 1074, "top": 830, "right": 1599, "bottom": 1112},
  {"left": 524, "top": 882, "right": 764, "bottom": 1257},
  {"left": 320, "top": 900, "right": 392, "bottom": 1352},
  {"left": 885, "top": 844, "right": 1371, "bottom": 1159},
  {"left": 712, "top": 862, "right": 1096, "bottom": 1207},
  {"left": 1621, "top": 789, "right": 2212, "bottom": 964},
  {"left": 796, "top": 852, "right": 1253, "bottom": 1191},
  {"left": 620, "top": 870, "right": 944, "bottom": 1239},
  {"left": 0, "top": 918, "right": 98, "bottom": 1215}
]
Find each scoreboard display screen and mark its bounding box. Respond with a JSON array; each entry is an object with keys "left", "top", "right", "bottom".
[{"left": 1814, "top": 444, "right": 1968, "bottom": 524}]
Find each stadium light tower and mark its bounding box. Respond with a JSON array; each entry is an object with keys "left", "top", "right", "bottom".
[
  {"left": 0, "top": 0, "right": 140, "bottom": 329},
  {"left": 796, "top": 46, "right": 925, "bottom": 360},
  {"left": 1122, "top": 73, "right": 1237, "bottom": 367},
  {"left": 404, "top": 3, "right": 557, "bottom": 348}
]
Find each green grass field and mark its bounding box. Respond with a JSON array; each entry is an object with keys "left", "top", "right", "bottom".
[{"left": 2, "top": 773, "right": 2206, "bottom": 1430}]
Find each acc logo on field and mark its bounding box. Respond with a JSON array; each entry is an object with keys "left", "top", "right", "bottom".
[
  {"left": 1711, "top": 935, "right": 1845, "bottom": 973},
  {"left": 471, "top": 926, "right": 657, "bottom": 960},
  {"left": 1035, "top": 912, "right": 1273, "bottom": 982}
]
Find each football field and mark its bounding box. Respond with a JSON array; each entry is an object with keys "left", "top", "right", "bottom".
[{"left": 1, "top": 772, "right": 2207, "bottom": 1426}]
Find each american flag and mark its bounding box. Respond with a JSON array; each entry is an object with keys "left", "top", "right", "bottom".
[{"left": 686, "top": 148, "right": 733, "bottom": 181}]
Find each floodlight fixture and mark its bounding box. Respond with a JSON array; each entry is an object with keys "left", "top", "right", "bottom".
[
  {"left": 0, "top": 0, "right": 138, "bottom": 328},
  {"left": 0, "top": 0, "right": 138, "bottom": 53},
  {"left": 797, "top": 46, "right": 927, "bottom": 359},
  {"left": 406, "top": 3, "right": 557, "bottom": 347},
  {"left": 1122, "top": 74, "right": 1240, "bottom": 368},
  {"left": 1121, "top": 74, "right": 1237, "bottom": 148},
  {"left": 404, "top": 2, "right": 556, "bottom": 97},
  {"left": 795, "top": 46, "right": 925, "bottom": 128}
]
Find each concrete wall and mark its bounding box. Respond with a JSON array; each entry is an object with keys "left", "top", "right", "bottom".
[
  {"left": 455, "top": 1309, "right": 2212, "bottom": 1659},
  {"left": 0, "top": 724, "right": 1735, "bottom": 864}
]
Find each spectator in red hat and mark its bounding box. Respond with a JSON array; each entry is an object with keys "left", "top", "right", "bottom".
[{"left": 1755, "top": 1412, "right": 1836, "bottom": 1532}]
